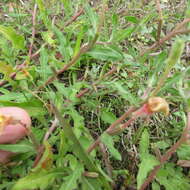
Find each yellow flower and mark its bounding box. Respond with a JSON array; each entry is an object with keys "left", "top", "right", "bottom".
[{"left": 148, "top": 97, "right": 169, "bottom": 116}]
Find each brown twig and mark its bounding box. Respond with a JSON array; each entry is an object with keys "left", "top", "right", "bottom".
[
  {"left": 99, "top": 143, "right": 113, "bottom": 178},
  {"left": 37, "top": 3, "right": 107, "bottom": 91},
  {"left": 28, "top": 3, "right": 37, "bottom": 59},
  {"left": 43, "top": 117, "right": 59, "bottom": 141},
  {"left": 64, "top": 8, "right": 84, "bottom": 27},
  {"left": 141, "top": 18, "right": 190, "bottom": 56},
  {"left": 156, "top": 0, "right": 163, "bottom": 42},
  {"left": 108, "top": 116, "right": 138, "bottom": 134},
  {"left": 32, "top": 145, "right": 45, "bottom": 168},
  {"left": 139, "top": 112, "right": 190, "bottom": 190},
  {"left": 33, "top": 118, "right": 59, "bottom": 168},
  {"left": 76, "top": 88, "right": 90, "bottom": 98},
  {"left": 102, "top": 66, "right": 117, "bottom": 78},
  {"left": 32, "top": 118, "right": 59, "bottom": 167},
  {"left": 99, "top": 143, "right": 116, "bottom": 188}
]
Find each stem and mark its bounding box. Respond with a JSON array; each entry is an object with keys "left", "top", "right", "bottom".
[
  {"left": 87, "top": 107, "right": 137, "bottom": 153},
  {"left": 141, "top": 18, "right": 190, "bottom": 56},
  {"left": 43, "top": 117, "right": 59, "bottom": 141},
  {"left": 64, "top": 8, "right": 84, "bottom": 27},
  {"left": 28, "top": 3, "right": 37, "bottom": 59},
  {"left": 156, "top": 0, "right": 163, "bottom": 42}
]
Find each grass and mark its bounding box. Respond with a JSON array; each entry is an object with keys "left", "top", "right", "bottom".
[{"left": 0, "top": 0, "right": 190, "bottom": 190}]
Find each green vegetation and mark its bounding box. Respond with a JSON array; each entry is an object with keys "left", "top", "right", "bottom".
[{"left": 0, "top": 0, "right": 190, "bottom": 190}]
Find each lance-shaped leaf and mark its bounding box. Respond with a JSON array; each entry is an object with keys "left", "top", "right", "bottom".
[
  {"left": 178, "top": 66, "right": 190, "bottom": 111},
  {"left": 137, "top": 129, "right": 159, "bottom": 189},
  {"left": 12, "top": 170, "right": 59, "bottom": 190},
  {"left": 151, "top": 39, "right": 185, "bottom": 96},
  {"left": 101, "top": 132, "right": 121, "bottom": 161},
  {"left": 0, "top": 25, "right": 25, "bottom": 50},
  {"left": 59, "top": 164, "right": 84, "bottom": 190}
]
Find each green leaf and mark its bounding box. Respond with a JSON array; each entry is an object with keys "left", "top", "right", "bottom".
[
  {"left": 114, "top": 27, "right": 135, "bottom": 42},
  {"left": 87, "top": 46, "right": 123, "bottom": 61},
  {"left": 0, "top": 92, "right": 31, "bottom": 102},
  {"left": 125, "top": 16, "right": 139, "bottom": 24},
  {"left": 53, "top": 27, "right": 70, "bottom": 63},
  {"left": 42, "top": 31, "right": 55, "bottom": 46},
  {"left": 81, "top": 176, "right": 105, "bottom": 190},
  {"left": 151, "top": 39, "right": 185, "bottom": 96},
  {"left": 0, "top": 62, "right": 14, "bottom": 80},
  {"left": 152, "top": 182, "right": 160, "bottom": 190},
  {"left": 39, "top": 47, "right": 51, "bottom": 81},
  {"left": 66, "top": 109, "right": 85, "bottom": 138},
  {"left": 58, "top": 131, "right": 69, "bottom": 158},
  {"left": 51, "top": 105, "right": 112, "bottom": 189},
  {"left": 101, "top": 133, "right": 121, "bottom": 161},
  {"left": 137, "top": 129, "right": 159, "bottom": 189},
  {"left": 81, "top": 177, "right": 97, "bottom": 190},
  {"left": 84, "top": 3, "right": 98, "bottom": 31},
  {"left": 59, "top": 164, "right": 84, "bottom": 190},
  {"left": 156, "top": 164, "right": 190, "bottom": 190},
  {"left": 159, "top": 72, "right": 183, "bottom": 94},
  {"left": 36, "top": 0, "right": 50, "bottom": 28},
  {"left": 74, "top": 26, "right": 84, "bottom": 56},
  {"left": 152, "top": 140, "right": 171, "bottom": 150},
  {"left": 166, "top": 39, "right": 185, "bottom": 70},
  {"left": 0, "top": 143, "right": 35, "bottom": 153},
  {"left": 178, "top": 67, "right": 190, "bottom": 111},
  {"left": 137, "top": 155, "right": 159, "bottom": 189},
  {"left": 12, "top": 170, "right": 58, "bottom": 190},
  {"left": 0, "top": 99, "right": 47, "bottom": 118},
  {"left": 100, "top": 109, "right": 117, "bottom": 124},
  {"left": 0, "top": 25, "right": 25, "bottom": 50},
  {"left": 139, "top": 129, "right": 150, "bottom": 157},
  {"left": 114, "top": 82, "right": 138, "bottom": 105},
  {"left": 63, "top": 154, "right": 78, "bottom": 170},
  {"left": 0, "top": 182, "right": 14, "bottom": 190},
  {"left": 177, "top": 143, "right": 190, "bottom": 160}
]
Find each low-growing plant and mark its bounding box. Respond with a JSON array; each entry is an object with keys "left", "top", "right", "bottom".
[{"left": 0, "top": 0, "right": 190, "bottom": 190}]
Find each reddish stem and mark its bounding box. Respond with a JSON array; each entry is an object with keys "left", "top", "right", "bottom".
[
  {"left": 28, "top": 3, "right": 37, "bottom": 59},
  {"left": 141, "top": 18, "right": 190, "bottom": 56},
  {"left": 64, "top": 8, "right": 84, "bottom": 27},
  {"left": 87, "top": 107, "right": 136, "bottom": 153}
]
